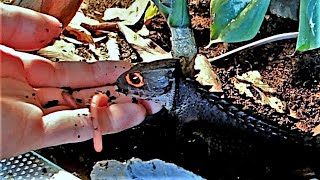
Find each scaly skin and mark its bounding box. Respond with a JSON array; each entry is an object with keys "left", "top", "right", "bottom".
[
  {"left": 174, "top": 78, "right": 319, "bottom": 157},
  {"left": 116, "top": 59, "right": 320, "bottom": 156}
]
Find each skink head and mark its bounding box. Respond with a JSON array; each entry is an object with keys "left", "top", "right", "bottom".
[{"left": 116, "top": 59, "right": 180, "bottom": 110}]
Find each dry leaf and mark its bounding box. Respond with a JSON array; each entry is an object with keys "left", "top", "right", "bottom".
[
  {"left": 312, "top": 124, "right": 320, "bottom": 136},
  {"left": 117, "top": 23, "right": 172, "bottom": 62},
  {"left": 64, "top": 11, "right": 99, "bottom": 45},
  {"left": 237, "top": 71, "right": 276, "bottom": 93},
  {"left": 144, "top": 1, "right": 158, "bottom": 25},
  {"left": 234, "top": 71, "right": 286, "bottom": 113},
  {"left": 232, "top": 77, "right": 253, "bottom": 97},
  {"left": 106, "top": 32, "right": 120, "bottom": 60},
  {"left": 11, "top": 0, "right": 83, "bottom": 26},
  {"left": 93, "top": 47, "right": 109, "bottom": 61},
  {"left": 63, "top": 10, "right": 111, "bottom": 61},
  {"left": 62, "top": 36, "right": 83, "bottom": 45},
  {"left": 137, "top": 25, "right": 150, "bottom": 36},
  {"left": 38, "top": 40, "right": 83, "bottom": 61},
  {"left": 64, "top": 26, "right": 94, "bottom": 45},
  {"left": 194, "top": 55, "right": 223, "bottom": 92},
  {"left": 69, "top": 10, "right": 100, "bottom": 27},
  {"left": 81, "top": 22, "right": 119, "bottom": 34},
  {"left": 295, "top": 122, "right": 309, "bottom": 132},
  {"left": 255, "top": 87, "right": 285, "bottom": 113},
  {"left": 102, "top": 0, "right": 149, "bottom": 26},
  {"left": 289, "top": 108, "right": 302, "bottom": 119},
  {"left": 93, "top": 36, "right": 107, "bottom": 43}
]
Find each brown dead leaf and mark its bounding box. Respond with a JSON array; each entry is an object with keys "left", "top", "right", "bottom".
[
  {"left": 70, "top": 10, "right": 100, "bottom": 27},
  {"left": 312, "top": 124, "right": 320, "bottom": 136},
  {"left": 37, "top": 40, "right": 83, "bottom": 61},
  {"left": 93, "top": 47, "right": 110, "bottom": 61},
  {"left": 254, "top": 87, "right": 285, "bottom": 113},
  {"left": 194, "top": 55, "right": 223, "bottom": 92},
  {"left": 81, "top": 22, "right": 119, "bottom": 34},
  {"left": 237, "top": 71, "right": 276, "bottom": 93},
  {"left": 11, "top": 0, "right": 83, "bottom": 26},
  {"left": 233, "top": 71, "right": 286, "bottom": 113},
  {"left": 63, "top": 10, "right": 112, "bottom": 61},
  {"left": 137, "top": 25, "right": 150, "bottom": 36},
  {"left": 103, "top": 0, "right": 149, "bottom": 26},
  {"left": 117, "top": 23, "right": 172, "bottom": 62},
  {"left": 64, "top": 26, "right": 94, "bottom": 45},
  {"left": 232, "top": 77, "right": 253, "bottom": 97},
  {"left": 64, "top": 11, "right": 100, "bottom": 45},
  {"left": 106, "top": 32, "right": 120, "bottom": 60},
  {"left": 289, "top": 108, "right": 302, "bottom": 119},
  {"left": 295, "top": 122, "right": 309, "bottom": 132}
]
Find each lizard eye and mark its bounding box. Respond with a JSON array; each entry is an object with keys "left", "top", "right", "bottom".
[{"left": 125, "top": 72, "right": 144, "bottom": 88}]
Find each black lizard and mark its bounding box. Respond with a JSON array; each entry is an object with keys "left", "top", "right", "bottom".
[{"left": 116, "top": 59, "right": 320, "bottom": 159}]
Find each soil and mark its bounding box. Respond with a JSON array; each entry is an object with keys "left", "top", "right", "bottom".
[{"left": 37, "top": 0, "right": 320, "bottom": 179}]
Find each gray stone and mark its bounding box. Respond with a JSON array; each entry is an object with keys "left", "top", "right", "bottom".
[{"left": 90, "top": 158, "right": 205, "bottom": 180}]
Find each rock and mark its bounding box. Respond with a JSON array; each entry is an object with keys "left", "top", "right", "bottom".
[{"left": 90, "top": 158, "right": 205, "bottom": 180}]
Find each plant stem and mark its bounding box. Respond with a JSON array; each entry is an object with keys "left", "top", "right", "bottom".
[{"left": 152, "top": 0, "right": 197, "bottom": 60}]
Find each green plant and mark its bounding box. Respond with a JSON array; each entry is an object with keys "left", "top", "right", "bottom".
[
  {"left": 152, "top": 0, "right": 197, "bottom": 60},
  {"left": 152, "top": 0, "right": 319, "bottom": 59}
]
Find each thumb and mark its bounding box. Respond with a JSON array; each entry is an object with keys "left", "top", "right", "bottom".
[{"left": 0, "top": 3, "right": 62, "bottom": 51}]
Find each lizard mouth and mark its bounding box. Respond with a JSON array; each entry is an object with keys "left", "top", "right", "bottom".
[{"left": 115, "top": 80, "right": 149, "bottom": 100}]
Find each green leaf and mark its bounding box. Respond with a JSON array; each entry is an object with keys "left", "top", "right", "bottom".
[
  {"left": 209, "top": 0, "right": 270, "bottom": 43},
  {"left": 296, "top": 0, "right": 320, "bottom": 51},
  {"left": 152, "top": 0, "right": 170, "bottom": 18},
  {"left": 144, "top": 2, "right": 159, "bottom": 23}
]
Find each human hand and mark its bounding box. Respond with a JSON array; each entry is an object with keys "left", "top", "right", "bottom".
[{"left": 0, "top": 4, "right": 162, "bottom": 159}]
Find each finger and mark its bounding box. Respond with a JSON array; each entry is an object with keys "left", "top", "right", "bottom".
[
  {"left": 42, "top": 105, "right": 72, "bottom": 115},
  {"left": 35, "top": 86, "right": 163, "bottom": 114},
  {"left": 0, "top": 45, "right": 27, "bottom": 82},
  {"left": 1, "top": 46, "right": 133, "bottom": 89},
  {"left": 35, "top": 86, "right": 128, "bottom": 108},
  {"left": 1, "top": 47, "right": 132, "bottom": 88},
  {"left": 139, "top": 100, "right": 163, "bottom": 115},
  {"left": 41, "top": 108, "right": 94, "bottom": 148},
  {"left": 0, "top": 3, "right": 62, "bottom": 51},
  {"left": 21, "top": 55, "right": 133, "bottom": 88},
  {"left": 96, "top": 102, "right": 148, "bottom": 134},
  {"left": 40, "top": 103, "right": 148, "bottom": 149}
]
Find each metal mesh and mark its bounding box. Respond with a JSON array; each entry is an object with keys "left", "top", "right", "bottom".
[{"left": 0, "top": 151, "right": 78, "bottom": 179}]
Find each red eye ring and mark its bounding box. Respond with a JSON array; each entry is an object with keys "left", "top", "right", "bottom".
[{"left": 125, "top": 72, "right": 144, "bottom": 88}]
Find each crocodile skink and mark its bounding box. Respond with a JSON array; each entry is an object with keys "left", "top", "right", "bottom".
[{"left": 116, "top": 59, "right": 320, "bottom": 155}]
